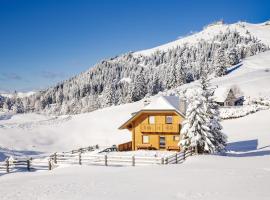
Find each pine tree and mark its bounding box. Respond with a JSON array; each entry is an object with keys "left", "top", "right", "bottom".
[
  {"left": 214, "top": 46, "right": 227, "bottom": 77},
  {"left": 200, "top": 76, "right": 227, "bottom": 152},
  {"left": 179, "top": 75, "right": 227, "bottom": 153},
  {"left": 129, "top": 69, "right": 147, "bottom": 101},
  {"left": 179, "top": 88, "right": 215, "bottom": 153}
]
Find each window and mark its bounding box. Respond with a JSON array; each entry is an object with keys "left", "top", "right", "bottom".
[
  {"left": 149, "top": 116, "right": 155, "bottom": 124},
  {"left": 159, "top": 136, "right": 166, "bottom": 149},
  {"left": 142, "top": 135, "right": 149, "bottom": 144},
  {"left": 173, "top": 136, "right": 180, "bottom": 141},
  {"left": 166, "top": 116, "right": 173, "bottom": 124}
]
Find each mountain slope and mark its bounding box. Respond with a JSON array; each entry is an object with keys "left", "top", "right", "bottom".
[
  {"left": 134, "top": 21, "right": 270, "bottom": 56},
  {"left": 1, "top": 48, "right": 270, "bottom": 157},
  {"left": 1, "top": 21, "right": 269, "bottom": 115}
]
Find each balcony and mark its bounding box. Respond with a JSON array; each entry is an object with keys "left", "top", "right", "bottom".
[{"left": 140, "top": 124, "right": 179, "bottom": 133}]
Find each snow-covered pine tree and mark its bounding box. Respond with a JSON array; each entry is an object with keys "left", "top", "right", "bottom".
[
  {"left": 214, "top": 45, "right": 227, "bottom": 77},
  {"left": 179, "top": 88, "right": 215, "bottom": 153},
  {"left": 199, "top": 75, "right": 227, "bottom": 152},
  {"left": 129, "top": 69, "right": 147, "bottom": 102}
]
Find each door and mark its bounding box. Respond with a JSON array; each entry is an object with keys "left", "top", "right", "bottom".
[{"left": 159, "top": 136, "right": 166, "bottom": 149}]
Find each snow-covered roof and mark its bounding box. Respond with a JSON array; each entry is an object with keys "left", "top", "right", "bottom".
[
  {"left": 143, "top": 96, "right": 180, "bottom": 111},
  {"left": 214, "top": 87, "right": 231, "bottom": 102},
  {"left": 119, "top": 96, "right": 184, "bottom": 129}
]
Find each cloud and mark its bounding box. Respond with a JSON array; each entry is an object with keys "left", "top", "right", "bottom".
[
  {"left": 0, "top": 72, "right": 23, "bottom": 81},
  {"left": 40, "top": 71, "right": 65, "bottom": 80}
]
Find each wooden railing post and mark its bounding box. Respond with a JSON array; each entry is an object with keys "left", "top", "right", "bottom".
[
  {"left": 165, "top": 157, "right": 168, "bottom": 165},
  {"left": 6, "top": 159, "right": 9, "bottom": 173},
  {"left": 175, "top": 153, "right": 178, "bottom": 164},
  {"left": 27, "top": 159, "right": 31, "bottom": 171},
  {"left": 104, "top": 154, "right": 108, "bottom": 166},
  {"left": 54, "top": 153, "right": 57, "bottom": 164},
  {"left": 79, "top": 153, "right": 82, "bottom": 165},
  {"left": 132, "top": 155, "right": 135, "bottom": 166},
  {"left": 161, "top": 157, "right": 164, "bottom": 165},
  {"left": 48, "top": 159, "right": 52, "bottom": 170},
  {"left": 183, "top": 149, "right": 186, "bottom": 160}
]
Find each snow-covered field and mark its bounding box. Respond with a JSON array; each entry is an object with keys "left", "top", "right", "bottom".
[
  {"left": 0, "top": 109, "right": 269, "bottom": 200},
  {"left": 0, "top": 102, "right": 142, "bottom": 159}
]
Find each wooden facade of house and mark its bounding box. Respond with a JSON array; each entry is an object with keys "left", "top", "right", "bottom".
[{"left": 118, "top": 96, "right": 185, "bottom": 151}]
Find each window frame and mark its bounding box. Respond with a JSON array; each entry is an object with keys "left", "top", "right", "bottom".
[
  {"left": 142, "top": 135, "right": 149, "bottom": 144},
  {"left": 166, "top": 116, "right": 173, "bottom": 124},
  {"left": 159, "top": 136, "right": 166, "bottom": 149},
  {"left": 149, "top": 115, "right": 155, "bottom": 124}
]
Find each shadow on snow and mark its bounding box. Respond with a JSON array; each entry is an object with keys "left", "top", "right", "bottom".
[{"left": 224, "top": 139, "right": 270, "bottom": 157}]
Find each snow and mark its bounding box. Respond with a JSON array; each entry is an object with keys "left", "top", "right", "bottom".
[
  {"left": 0, "top": 110, "right": 269, "bottom": 200},
  {"left": 0, "top": 102, "right": 144, "bottom": 159},
  {"left": 143, "top": 95, "right": 180, "bottom": 111},
  {"left": 119, "top": 77, "right": 131, "bottom": 83},
  {"left": 0, "top": 91, "right": 35, "bottom": 98},
  {"left": 213, "top": 86, "right": 230, "bottom": 102},
  {"left": 134, "top": 21, "right": 270, "bottom": 57},
  {"left": 163, "top": 50, "right": 270, "bottom": 98}
]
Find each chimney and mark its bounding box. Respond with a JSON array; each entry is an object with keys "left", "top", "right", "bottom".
[
  {"left": 179, "top": 99, "right": 187, "bottom": 115},
  {"left": 143, "top": 98, "right": 151, "bottom": 107}
]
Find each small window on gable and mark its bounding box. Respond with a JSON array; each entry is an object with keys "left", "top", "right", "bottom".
[
  {"left": 166, "top": 116, "right": 173, "bottom": 124},
  {"left": 149, "top": 116, "right": 155, "bottom": 124},
  {"left": 142, "top": 135, "right": 149, "bottom": 144}
]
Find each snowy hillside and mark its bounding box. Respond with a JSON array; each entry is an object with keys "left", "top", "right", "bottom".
[
  {"left": 134, "top": 21, "right": 270, "bottom": 56},
  {"left": 1, "top": 21, "right": 269, "bottom": 115},
  {"left": 1, "top": 46, "right": 270, "bottom": 159}
]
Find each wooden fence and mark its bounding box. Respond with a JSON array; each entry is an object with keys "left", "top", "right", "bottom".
[
  {"left": 49, "top": 148, "right": 194, "bottom": 167},
  {"left": 0, "top": 145, "right": 98, "bottom": 174},
  {"left": 0, "top": 146, "right": 195, "bottom": 174}
]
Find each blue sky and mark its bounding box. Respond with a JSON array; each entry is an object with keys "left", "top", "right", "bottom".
[{"left": 0, "top": 0, "right": 269, "bottom": 92}]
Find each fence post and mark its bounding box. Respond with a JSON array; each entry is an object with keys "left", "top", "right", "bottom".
[
  {"left": 161, "top": 157, "right": 164, "bottom": 165},
  {"left": 27, "top": 159, "right": 31, "bottom": 171},
  {"left": 54, "top": 153, "right": 57, "bottom": 164},
  {"left": 195, "top": 146, "right": 198, "bottom": 155},
  {"left": 104, "top": 154, "right": 108, "bottom": 166},
  {"left": 48, "top": 159, "right": 52, "bottom": 170},
  {"left": 79, "top": 153, "right": 82, "bottom": 165},
  {"left": 175, "top": 153, "right": 178, "bottom": 164},
  {"left": 165, "top": 157, "right": 168, "bottom": 165},
  {"left": 6, "top": 159, "right": 9, "bottom": 173},
  {"left": 132, "top": 155, "right": 135, "bottom": 166},
  {"left": 183, "top": 150, "right": 186, "bottom": 160}
]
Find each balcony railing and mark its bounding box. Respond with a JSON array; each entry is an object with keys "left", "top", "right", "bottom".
[{"left": 140, "top": 124, "right": 179, "bottom": 133}]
